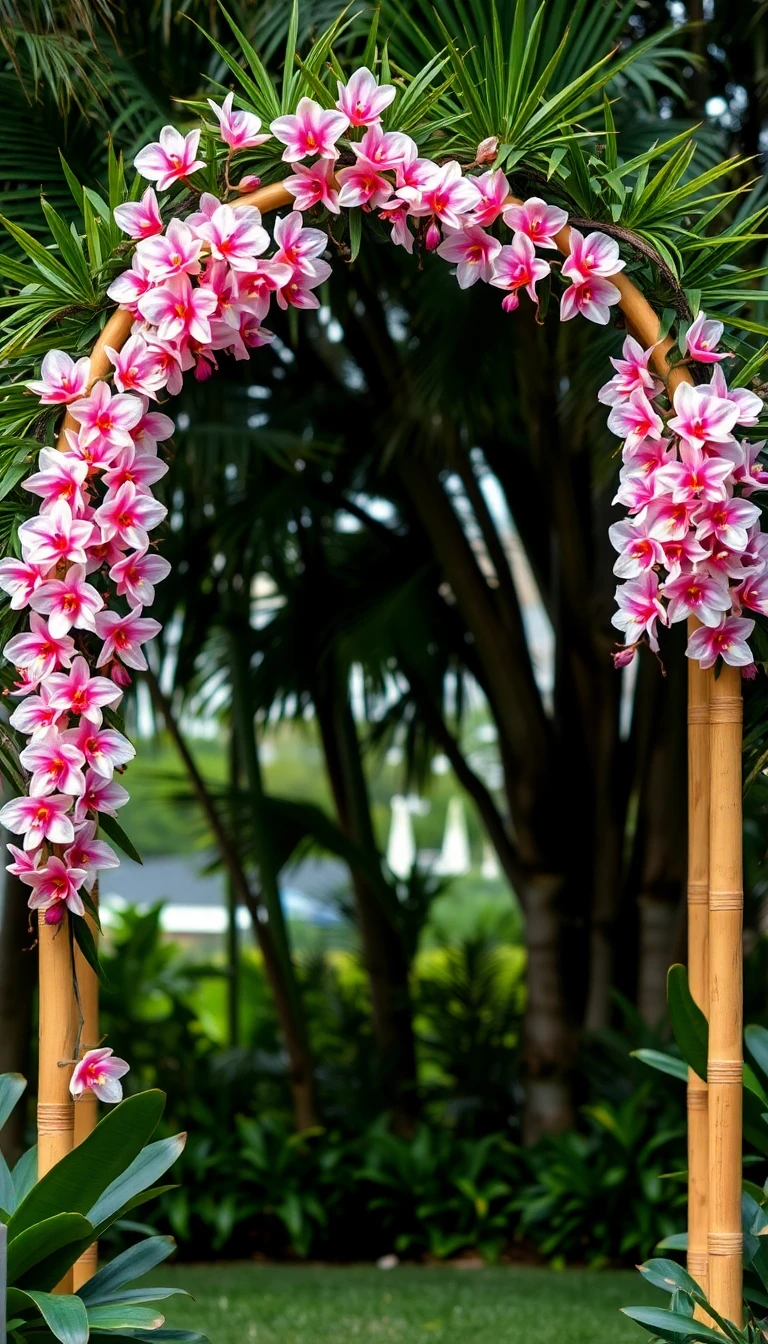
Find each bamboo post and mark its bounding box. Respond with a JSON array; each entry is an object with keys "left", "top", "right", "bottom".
[
  {"left": 687, "top": 633, "right": 710, "bottom": 1298},
  {"left": 42, "top": 180, "right": 744, "bottom": 1321},
  {"left": 707, "top": 663, "right": 743, "bottom": 1325},
  {"left": 71, "top": 886, "right": 99, "bottom": 1290},
  {"left": 37, "top": 912, "right": 77, "bottom": 1293}
]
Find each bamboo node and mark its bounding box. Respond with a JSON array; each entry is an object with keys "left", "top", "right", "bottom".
[
  {"left": 37, "top": 1101, "right": 74, "bottom": 1133},
  {"left": 708, "top": 701, "right": 743, "bottom": 724},
  {"left": 708, "top": 1232, "right": 743, "bottom": 1256},
  {"left": 709, "top": 890, "right": 743, "bottom": 911},
  {"left": 687, "top": 705, "right": 710, "bottom": 724},
  {"left": 687, "top": 1252, "right": 709, "bottom": 1276},
  {"left": 707, "top": 1060, "right": 743, "bottom": 1084},
  {"left": 687, "top": 1087, "right": 708, "bottom": 1110},
  {"left": 687, "top": 881, "right": 708, "bottom": 905}
]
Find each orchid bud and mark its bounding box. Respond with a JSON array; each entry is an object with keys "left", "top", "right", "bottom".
[
  {"left": 44, "top": 903, "right": 65, "bottom": 926},
  {"left": 476, "top": 136, "right": 498, "bottom": 164},
  {"left": 111, "top": 663, "right": 132, "bottom": 688},
  {"left": 425, "top": 221, "right": 441, "bottom": 252},
  {"left": 501, "top": 292, "right": 520, "bottom": 314},
  {"left": 742, "top": 662, "right": 758, "bottom": 681},
  {"left": 237, "top": 174, "right": 261, "bottom": 193},
  {"left": 612, "top": 646, "right": 636, "bottom": 669}
]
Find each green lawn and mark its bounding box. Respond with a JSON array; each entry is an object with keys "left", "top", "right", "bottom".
[{"left": 152, "top": 1263, "right": 658, "bottom": 1343}]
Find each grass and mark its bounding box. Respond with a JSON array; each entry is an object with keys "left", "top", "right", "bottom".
[{"left": 152, "top": 1263, "right": 658, "bottom": 1343}]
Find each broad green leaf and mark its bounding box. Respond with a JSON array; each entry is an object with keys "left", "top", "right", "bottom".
[
  {"left": 86, "top": 1304, "right": 166, "bottom": 1330},
  {"left": 99, "top": 813, "right": 143, "bottom": 865},
  {"left": 667, "top": 965, "right": 708, "bottom": 1082},
  {"left": 656, "top": 1232, "right": 688, "bottom": 1250},
  {"left": 621, "top": 1306, "right": 733, "bottom": 1343},
  {"left": 0, "top": 1149, "right": 15, "bottom": 1216},
  {"left": 746, "top": 1024, "right": 768, "bottom": 1084},
  {"left": 638, "top": 1258, "right": 702, "bottom": 1297},
  {"left": 9, "top": 1213, "right": 92, "bottom": 1285},
  {"left": 78, "top": 1234, "right": 176, "bottom": 1304},
  {"left": 11, "top": 1146, "right": 37, "bottom": 1204},
  {"left": 87, "top": 1134, "right": 186, "bottom": 1229},
  {"left": 632, "top": 1049, "right": 688, "bottom": 1082},
  {"left": 0, "top": 1074, "right": 26, "bottom": 1130},
  {"left": 14, "top": 1289, "right": 89, "bottom": 1344}
]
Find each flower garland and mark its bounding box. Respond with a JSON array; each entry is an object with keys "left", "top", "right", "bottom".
[
  {"left": 0, "top": 63, "right": 758, "bottom": 1095},
  {"left": 604, "top": 319, "right": 767, "bottom": 672}
]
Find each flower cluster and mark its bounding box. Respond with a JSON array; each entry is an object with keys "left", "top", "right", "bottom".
[
  {"left": 0, "top": 361, "right": 171, "bottom": 929},
  {"left": 606, "top": 313, "right": 767, "bottom": 671}
]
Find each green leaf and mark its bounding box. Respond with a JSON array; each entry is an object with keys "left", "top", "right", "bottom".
[
  {"left": 87, "top": 1134, "right": 186, "bottom": 1230},
  {"left": 638, "top": 1258, "right": 702, "bottom": 1296},
  {"left": 746, "top": 1024, "right": 768, "bottom": 1084},
  {"left": 72, "top": 915, "right": 105, "bottom": 985},
  {"left": 620, "top": 1306, "right": 730, "bottom": 1343},
  {"left": 9, "top": 1213, "right": 92, "bottom": 1285},
  {"left": 99, "top": 813, "right": 143, "bottom": 865},
  {"left": 86, "top": 1304, "right": 166, "bottom": 1330},
  {"left": 13, "top": 1290, "right": 89, "bottom": 1344},
  {"left": 0, "top": 1074, "right": 27, "bottom": 1131},
  {"left": 11, "top": 1147, "right": 37, "bottom": 1205},
  {"left": 632, "top": 1049, "right": 688, "bottom": 1082},
  {"left": 348, "top": 209, "right": 362, "bottom": 263},
  {"left": 78, "top": 1235, "right": 176, "bottom": 1304},
  {"left": 667, "top": 965, "right": 708, "bottom": 1081},
  {"left": 656, "top": 1232, "right": 688, "bottom": 1251},
  {"left": 8, "top": 1091, "right": 165, "bottom": 1242}
]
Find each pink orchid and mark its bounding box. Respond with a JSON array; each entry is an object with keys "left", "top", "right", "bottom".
[
  {"left": 645, "top": 498, "right": 693, "bottom": 543},
  {"left": 106, "top": 252, "right": 153, "bottom": 315},
  {"left": 142, "top": 343, "right": 189, "bottom": 399},
  {"left": 682, "top": 312, "right": 728, "bottom": 363},
  {"left": 686, "top": 615, "right": 755, "bottom": 669},
  {"left": 235, "top": 259, "right": 293, "bottom": 319},
  {"left": 27, "top": 350, "right": 90, "bottom": 405},
  {"left": 208, "top": 93, "right": 270, "bottom": 151},
  {"left": 70, "top": 1047, "right": 129, "bottom": 1103},
  {"left": 694, "top": 496, "right": 761, "bottom": 551},
  {"left": 709, "top": 365, "right": 764, "bottom": 427},
  {"left": 597, "top": 336, "right": 663, "bottom": 406},
  {"left": 489, "top": 234, "right": 550, "bottom": 304},
  {"left": 73, "top": 771, "right": 130, "bottom": 822},
  {"left": 403, "top": 161, "right": 481, "bottom": 229},
  {"left": 336, "top": 67, "right": 396, "bottom": 127},
  {"left": 437, "top": 225, "right": 502, "bottom": 288},
  {"left": 29, "top": 563, "right": 103, "bottom": 636},
  {"left": 134, "top": 126, "right": 205, "bottom": 189},
  {"left": 0, "top": 792, "right": 74, "bottom": 850},
  {"left": 284, "top": 159, "right": 340, "bottom": 214},
  {"left": 661, "top": 571, "right": 733, "bottom": 627},
  {"left": 94, "top": 481, "right": 167, "bottom": 550},
  {"left": 23, "top": 448, "right": 89, "bottom": 515},
  {"left": 660, "top": 533, "right": 711, "bottom": 580},
  {"left": 275, "top": 268, "right": 330, "bottom": 311},
  {"left": 470, "top": 169, "right": 511, "bottom": 227},
  {"left": 378, "top": 200, "right": 414, "bottom": 254},
  {"left": 668, "top": 382, "right": 740, "bottom": 451},
  {"left": 270, "top": 97, "right": 349, "bottom": 162},
  {"left": 195, "top": 204, "right": 269, "bottom": 271},
  {"left": 607, "top": 518, "right": 665, "bottom": 579},
  {"left": 104, "top": 334, "right": 167, "bottom": 400},
  {"left": 70, "top": 381, "right": 145, "bottom": 453},
  {"left": 733, "top": 570, "right": 768, "bottom": 616},
  {"left": 272, "top": 212, "right": 328, "bottom": 279},
  {"left": 4, "top": 613, "right": 75, "bottom": 681},
  {"left": 46, "top": 656, "right": 122, "bottom": 722},
  {"left": 113, "top": 187, "right": 164, "bottom": 240},
  {"left": 502, "top": 196, "right": 568, "bottom": 249},
  {"left": 612, "top": 571, "right": 666, "bottom": 652},
  {"left": 654, "top": 443, "right": 734, "bottom": 504},
  {"left": 109, "top": 548, "right": 171, "bottom": 609},
  {"left": 6, "top": 844, "right": 41, "bottom": 883},
  {"left": 95, "top": 607, "right": 162, "bottom": 671},
  {"left": 394, "top": 156, "right": 441, "bottom": 195},
  {"left": 734, "top": 441, "right": 768, "bottom": 496},
  {"left": 135, "top": 219, "right": 202, "bottom": 282},
  {"left": 137, "top": 274, "right": 218, "bottom": 345},
  {"left": 84, "top": 535, "right": 127, "bottom": 575},
  {"left": 102, "top": 445, "right": 168, "bottom": 494},
  {"left": 9, "top": 684, "right": 64, "bottom": 738},
  {"left": 18, "top": 500, "right": 93, "bottom": 568},
  {"left": 20, "top": 727, "right": 86, "bottom": 798},
  {"left": 133, "top": 405, "right": 175, "bottom": 452},
  {"left": 63, "top": 719, "right": 135, "bottom": 780},
  {"left": 0, "top": 558, "right": 46, "bottom": 610},
  {"left": 560, "top": 275, "right": 621, "bottom": 326},
  {"left": 336, "top": 162, "right": 393, "bottom": 210},
  {"left": 351, "top": 124, "right": 416, "bottom": 173},
  {"left": 606, "top": 389, "right": 664, "bottom": 451},
  {"left": 562, "top": 228, "right": 625, "bottom": 282},
  {"left": 65, "top": 821, "right": 119, "bottom": 891},
  {"left": 26, "top": 855, "right": 87, "bottom": 920}
]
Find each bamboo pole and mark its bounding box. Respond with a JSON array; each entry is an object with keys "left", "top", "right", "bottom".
[
  {"left": 687, "top": 631, "right": 710, "bottom": 1299},
  {"left": 43, "top": 180, "right": 743, "bottom": 1319},
  {"left": 71, "top": 885, "right": 99, "bottom": 1290},
  {"left": 37, "top": 912, "right": 77, "bottom": 1293},
  {"left": 707, "top": 663, "right": 743, "bottom": 1325}
]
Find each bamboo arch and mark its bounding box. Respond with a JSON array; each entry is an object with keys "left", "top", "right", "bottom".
[{"left": 41, "top": 182, "right": 742, "bottom": 1320}]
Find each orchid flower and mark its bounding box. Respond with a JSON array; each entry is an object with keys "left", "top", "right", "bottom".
[
  {"left": 135, "top": 218, "right": 202, "bottom": 282},
  {"left": 194, "top": 204, "right": 270, "bottom": 270},
  {"left": 70, "top": 1047, "right": 130, "bottom": 1103},
  {"left": 351, "top": 124, "right": 416, "bottom": 173},
  {"left": 437, "top": 225, "right": 502, "bottom": 288},
  {"left": 597, "top": 336, "right": 663, "bottom": 406},
  {"left": 18, "top": 500, "right": 94, "bottom": 568},
  {"left": 606, "top": 389, "right": 664, "bottom": 451},
  {"left": 0, "top": 558, "right": 47, "bottom": 610},
  {"left": 561, "top": 228, "right": 625, "bottom": 282},
  {"left": 0, "top": 792, "right": 75, "bottom": 850},
  {"left": 63, "top": 719, "right": 135, "bottom": 781},
  {"left": 27, "top": 350, "right": 90, "bottom": 405},
  {"left": 74, "top": 771, "right": 130, "bottom": 823},
  {"left": 138, "top": 274, "right": 218, "bottom": 345},
  {"left": 285, "top": 160, "right": 340, "bottom": 214},
  {"left": 134, "top": 126, "right": 205, "bottom": 189},
  {"left": 65, "top": 821, "right": 120, "bottom": 891},
  {"left": 612, "top": 571, "right": 666, "bottom": 652},
  {"left": 208, "top": 93, "right": 270, "bottom": 151},
  {"left": 661, "top": 571, "right": 733, "bottom": 627},
  {"left": 402, "top": 161, "right": 482, "bottom": 230},
  {"left": 270, "top": 97, "right": 349, "bottom": 162},
  {"left": 93, "top": 480, "right": 167, "bottom": 550},
  {"left": 336, "top": 68, "right": 396, "bottom": 127},
  {"left": 70, "top": 381, "right": 145, "bottom": 453},
  {"left": 502, "top": 197, "right": 568, "bottom": 248},
  {"left": 686, "top": 615, "right": 756, "bottom": 668},
  {"left": 113, "top": 188, "right": 163, "bottom": 240},
  {"left": 9, "top": 685, "right": 64, "bottom": 738},
  {"left": 29, "top": 564, "right": 104, "bottom": 636},
  {"left": 20, "top": 727, "right": 86, "bottom": 798},
  {"left": 682, "top": 312, "right": 728, "bottom": 363},
  {"left": 560, "top": 276, "right": 621, "bottom": 326},
  {"left": 654, "top": 444, "right": 734, "bottom": 504},
  {"left": 470, "top": 170, "right": 511, "bottom": 228},
  {"left": 489, "top": 234, "right": 550, "bottom": 305},
  {"left": 694, "top": 496, "right": 762, "bottom": 551},
  {"left": 336, "top": 162, "right": 393, "bottom": 210},
  {"left": 23, "top": 448, "right": 89, "bottom": 515},
  {"left": 95, "top": 607, "right": 162, "bottom": 671},
  {"left": 608, "top": 518, "right": 666, "bottom": 579},
  {"left": 4, "top": 613, "right": 75, "bottom": 682},
  {"left": 668, "top": 382, "right": 740, "bottom": 451},
  {"left": 26, "top": 856, "right": 87, "bottom": 921},
  {"left": 46, "top": 656, "right": 122, "bottom": 722}
]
